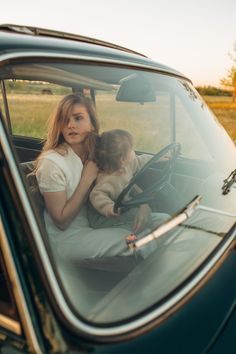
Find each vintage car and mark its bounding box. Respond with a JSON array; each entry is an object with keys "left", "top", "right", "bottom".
[{"left": 0, "top": 24, "right": 236, "bottom": 354}]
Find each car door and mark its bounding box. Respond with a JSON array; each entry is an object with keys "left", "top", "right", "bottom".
[{"left": 0, "top": 117, "right": 49, "bottom": 352}]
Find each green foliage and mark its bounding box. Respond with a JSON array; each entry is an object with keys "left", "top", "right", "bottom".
[
  {"left": 220, "top": 67, "right": 236, "bottom": 89},
  {"left": 220, "top": 41, "right": 236, "bottom": 101},
  {"left": 195, "top": 86, "right": 231, "bottom": 96}
]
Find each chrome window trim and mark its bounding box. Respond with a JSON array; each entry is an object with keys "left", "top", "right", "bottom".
[
  {"left": 0, "top": 314, "right": 21, "bottom": 336},
  {"left": 0, "top": 217, "right": 42, "bottom": 353},
  {"left": 0, "top": 59, "right": 235, "bottom": 338}
]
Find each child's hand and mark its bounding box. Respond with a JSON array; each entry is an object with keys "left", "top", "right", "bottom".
[
  {"left": 133, "top": 204, "right": 151, "bottom": 233},
  {"left": 106, "top": 205, "right": 120, "bottom": 218}
]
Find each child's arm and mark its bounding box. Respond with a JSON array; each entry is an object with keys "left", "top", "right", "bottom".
[
  {"left": 132, "top": 154, "right": 152, "bottom": 173},
  {"left": 90, "top": 183, "right": 119, "bottom": 218}
]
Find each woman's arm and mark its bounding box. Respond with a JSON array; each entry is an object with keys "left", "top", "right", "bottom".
[{"left": 43, "top": 161, "right": 98, "bottom": 230}]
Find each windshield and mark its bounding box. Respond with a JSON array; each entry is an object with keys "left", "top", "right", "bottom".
[{"left": 1, "top": 59, "right": 236, "bottom": 325}]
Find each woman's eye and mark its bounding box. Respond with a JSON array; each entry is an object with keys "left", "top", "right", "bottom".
[{"left": 75, "top": 115, "right": 82, "bottom": 121}]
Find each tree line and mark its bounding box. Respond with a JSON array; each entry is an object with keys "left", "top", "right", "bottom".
[
  {"left": 196, "top": 41, "right": 236, "bottom": 100},
  {"left": 195, "top": 86, "right": 232, "bottom": 96}
]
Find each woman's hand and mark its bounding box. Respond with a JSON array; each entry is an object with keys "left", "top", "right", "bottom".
[
  {"left": 133, "top": 204, "right": 151, "bottom": 233},
  {"left": 81, "top": 160, "right": 98, "bottom": 185}
]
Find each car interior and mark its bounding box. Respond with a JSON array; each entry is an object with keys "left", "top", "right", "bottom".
[{"left": 1, "top": 58, "right": 235, "bottom": 324}]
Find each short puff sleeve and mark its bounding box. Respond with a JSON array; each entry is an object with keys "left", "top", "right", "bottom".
[{"left": 36, "top": 158, "right": 67, "bottom": 193}]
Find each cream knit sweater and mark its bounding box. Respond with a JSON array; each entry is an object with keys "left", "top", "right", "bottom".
[{"left": 89, "top": 154, "right": 151, "bottom": 217}]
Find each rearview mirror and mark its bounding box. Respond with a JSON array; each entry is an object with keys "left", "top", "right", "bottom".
[{"left": 116, "top": 74, "right": 156, "bottom": 103}]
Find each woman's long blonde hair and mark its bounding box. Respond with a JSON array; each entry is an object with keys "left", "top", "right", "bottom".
[{"left": 38, "top": 93, "right": 99, "bottom": 162}]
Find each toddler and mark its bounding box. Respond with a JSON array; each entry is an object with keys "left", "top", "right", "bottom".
[{"left": 88, "top": 129, "right": 155, "bottom": 232}]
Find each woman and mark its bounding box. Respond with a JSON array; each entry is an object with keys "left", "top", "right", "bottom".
[
  {"left": 36, "top": 93, "right": 137, "bottom": 271},
  {"left": 36, "top": 93, "right": 98, "bottom": 231}
]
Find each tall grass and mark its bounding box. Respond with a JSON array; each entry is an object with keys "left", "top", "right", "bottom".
[
  {"left": 203, "top": 96, "right": 236, "bottom": 141},
  {"left": 1, "top": 95, "right": 61, "bottom": 138},
  {"left": 1, "top": 94, "right": 235, "bottom": 143}
]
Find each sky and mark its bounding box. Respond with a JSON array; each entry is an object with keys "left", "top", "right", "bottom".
[{"left": 1, "top": 0, "right": 235, "bottom": 87}]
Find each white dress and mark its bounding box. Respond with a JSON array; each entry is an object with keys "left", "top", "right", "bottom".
[
  {"left": 36, "top": 146, "right": 88, "bottom": 239},
  {"left": 36, "top": 145, "right": 145, "bottom": 271}
]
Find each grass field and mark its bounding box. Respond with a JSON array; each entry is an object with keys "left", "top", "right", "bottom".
[
  {"left": 203, "top": 96, "right": 236, "bottom": 141},
  {"left": 1, "top": 94, "right": 235, "bottom": 142}
]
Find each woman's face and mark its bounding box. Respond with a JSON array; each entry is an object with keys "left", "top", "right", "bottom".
[{"left": 61, "top": 103, "right": 93, "bottom": 148}]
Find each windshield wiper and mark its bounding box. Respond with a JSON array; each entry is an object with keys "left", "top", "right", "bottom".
[
  {"left": 127, "top": 195, "right": 202, "bottom": 250},
  {"left": 222, "top": 169, "right": 236, "bottom": 195}
]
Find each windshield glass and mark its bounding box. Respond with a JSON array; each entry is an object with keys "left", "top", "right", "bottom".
[{"left": 1, "top": 59, "right": 236, "bottom": 325}]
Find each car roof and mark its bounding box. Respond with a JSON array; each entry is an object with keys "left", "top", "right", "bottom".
[{"left": 0, "top": 24, "right": 187, "bottom": 79}]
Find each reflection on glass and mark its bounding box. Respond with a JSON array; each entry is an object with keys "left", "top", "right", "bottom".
[{"left": 3, "top": 60, "right": 235, "bottom": 325}]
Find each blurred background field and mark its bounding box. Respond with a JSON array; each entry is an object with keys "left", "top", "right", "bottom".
[
  {"left": 203, "top": 96, "right": 236, "bottom": 141},
  {"left": 1, "top": 92, "right": 235, "bottom": 142}
]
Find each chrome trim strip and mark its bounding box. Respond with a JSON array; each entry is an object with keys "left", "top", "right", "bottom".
[
  {"left": 0, "top": 314, "right": 21, "bottom": 335},
  {"left": 0, "top": 51, "right": 187, "bottom": 80},
  {"left": 0, "top": 216, "right": 42, "bottom": 353},
  {"left": 198, "top": 205, "right": 236, "bottom": 218},
  {"left": 1, "top": 119, "right": 236, "bottom": 339}
]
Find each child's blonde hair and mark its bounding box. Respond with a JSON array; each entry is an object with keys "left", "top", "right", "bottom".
[{"left": 95, "top": 129, "right": 133, "bottom": 173}]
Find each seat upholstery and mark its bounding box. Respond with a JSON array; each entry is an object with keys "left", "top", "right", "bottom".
[{"left": 20, "top": 161, "right": 45, "bottom": 224}]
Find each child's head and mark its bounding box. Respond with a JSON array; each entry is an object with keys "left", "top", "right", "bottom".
[{"left": 95, "top": 129, "right": 134, "bottom": 173}]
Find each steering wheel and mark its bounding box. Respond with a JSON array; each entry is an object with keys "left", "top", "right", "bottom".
[{"left": 114, "top": 143, "right": 181, "bottom": 213}]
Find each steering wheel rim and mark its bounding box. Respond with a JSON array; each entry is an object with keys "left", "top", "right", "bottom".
[{"left": 114, "top": 143, "right": 181, "bottom": 213}]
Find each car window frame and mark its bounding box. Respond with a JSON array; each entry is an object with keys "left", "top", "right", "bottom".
[
  {"left": 0, "top": 212, "right": 42, "bottom": 352},
  {"left": 1, "top": 52, "right": 236, "bottom": 342},
  {"left": 0, "top": 246, "right": 21, "bottom": 335}
]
